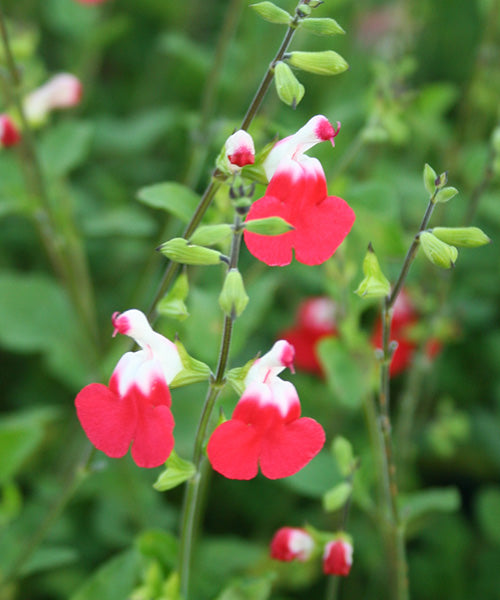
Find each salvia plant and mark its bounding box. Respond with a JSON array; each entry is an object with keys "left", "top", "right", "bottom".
[{"left": 0, "top": 1, "right": 499, "bottom": 599}]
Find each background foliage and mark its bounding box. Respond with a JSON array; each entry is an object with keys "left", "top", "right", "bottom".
[{"left": 1, "top": 0, "right": 500, "bottom": 598}]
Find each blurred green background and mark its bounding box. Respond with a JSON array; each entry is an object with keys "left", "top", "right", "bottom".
[{"left": 1, "top": 0, "right": 500, "bottom": 598}]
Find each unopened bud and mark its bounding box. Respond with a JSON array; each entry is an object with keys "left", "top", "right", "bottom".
[
  {"left": 274, "top": 61, "right": 305, "bottom": 109},
  {"left": 434, "top": 186, "right": 458, "bottom": 204},
  {"left": 435, "top": 171, "right": 448, "bottom": 189},
  {"left": 419, "top": 231, "right": 458, "bottom": 269},
  {"left": 300, "top": 17, "right": 345, "bottom": 35},
  {"left": 355, "top": 244, "right": 391, "bottom": 298},
  {"left": 245, "top": 216, "right": 293, "bottom": 235},
  {"left": 189, "top": 224, "right": 233, "bottom": 246},
  {"left": 250, "top": 1, "right": 292, "bottom": 24},
  {"left": 160, "top": 238, "right": 224, "bottom": 266},
  {"left": 225, "top": 130, "right": 255, "bottom": 172},
  {"left": 0, "top": 115, "right": 21, "bottom": 147},
  {"left": 432, "top": 226, "right": 490, "bottom": 248},
  {"left": 323, "top": 538, "right": 353, "bottom": 576},
  {"left": 219, "top": 269, "right": 249, "bottom": 319},
  {"left": 296, "top": 3, "right": 311, "bottom": 17},
  {"left": 423, "top": 163, "right": 438, "bottom": 195},
  {"left": 286, "top": 50, "right": 349, "bottom": 76}
]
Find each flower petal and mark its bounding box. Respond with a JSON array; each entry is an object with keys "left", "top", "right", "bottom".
[
  {"left": 207, "top": 420, "right": 261, "bottom": 480},
  {"left": 259, "top": 417, "right": 325, "bottom": 479},
  {"left": 130, "top": 402, "right": 175, "bottom": 468},
  {"left": 75, "top": 383, "right": 136, "bottom": 458}
]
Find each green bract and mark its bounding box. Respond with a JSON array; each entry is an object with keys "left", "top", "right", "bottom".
[
  {"left": 250, "top": 1, "right": 292, "bottom": 25},
  {"left": 160, "top": 238, "right": 224, "bottom": 266},
  {"left": 286, "top": 50, "right": 349, "bottom": 75},
  {"left": 219, "top": 269, "right": 249, "bottom": 319},
  {"left": 274, "top": 61, "right": 305, "bottom": 108},
  {"left": 244, "top": 215, "right": 293, "bottom": 235},
  {"left": 300, "top": 17, "right": 345, "bottom": 36},
  {"left": 419, "top": 231, "right": 458, "bottom": 269}
]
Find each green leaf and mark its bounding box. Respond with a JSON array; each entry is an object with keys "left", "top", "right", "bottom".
[
  {"left": 215, "top": 575, "right": 274, "bottom": 600},
  {"left": 70, "top": 549, "right": 141, "bottom": 600},
  {"left": 300, "top": 17, "right": 345, "bottom": 36},
  {"left": 423, "top": 163, "right": 438, "bottom": 195},
  {"left": 476, "top": 486, "right": 500, "bottom": 546},
  {"left": 400, "top": 487, "right": 461, "bottom": 531},
  {"left": 286, "top": 50, "right": 349, "bottom": 76},
  {"left": 189, "top": 224, "right": 233, "bottom": 246},
  {"left": 153, "top": 450, "right": 196, "bottom": 491},
  {"left": 170, "top": 338, "right": 211, "bottom": 387},
  {"left": 40, "top": 120, "right": 94, "bottom": 177},
  {"left": 250, "top": 2, "right": 292, "bottom": 25},
  {"left": 158, "top": 272, "right": 190, "bottom": 321},
  {"left": 136, "top": 530, "right": 178, "bottom": 570},
  {"left": 20, "top": 546, "right": 78, "bottom": 577},
  {"left": 137, "top": 182, "right": 200, "bottom": 223},
  {"left": 332, "top": 436, "right": 354, "bottom": 477},
  {"left": 323, "top": 482, "right": 352, "bottom": 512},
  {"left": 434, "top": 186, "right": 459, "bottom": 203}
]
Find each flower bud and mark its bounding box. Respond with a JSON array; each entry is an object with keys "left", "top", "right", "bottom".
[
  {"left": 355, "top": 244, "right": 391, "bottom": 298},
  {"left": 24, "top": 73, "right": 82, "bottom": 125},
  {"left": 432, "top": 226, "right": 491, "bottom": 248},
  {"left": 423, "top": 163, "right": 438, "bottom": 195},
  {"left": 159, "top": 238, "right": 224, "bottom": 266},
  {"left": 419, "top": 231, "right": 458, "bottom": 269},
  {"left": 274, "top": 61, "right": 305, "bottom": 109},
  {"left": 286, "top": 50, "right": 349, "bottom": 76},
  {"left": 434, "top": 186, "right": 458, "bottom": 204},
  {"left": 0, "top": 115, "right": 21, "bottom": 147},
  {"left": 245, "top": 216, "right": 293, "bottom": 236},
  {"left": 323, "top": 539, "right": 353, "bottom": 576},
  {"left": 189, "top": 224, "right": 233, "bottom": 246},
  {"left": 219, "top": 269, "right": 249, "bottom": 319},
  {"left": 270, "top": 527, "right": 315, "bottom": 562},
  {"left": 300, "top": 17, "right": 345, "bottom": 36},
  {"left": 250, "top": 1, "right": 292, "bottom": 25},
  {"left": 225, "top": 130, "right": 255, "bottom": 172}
]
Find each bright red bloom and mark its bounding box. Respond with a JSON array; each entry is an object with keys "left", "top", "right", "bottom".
[
  {"left": 280, "top": 297, "right": 337, "bottom": 375},
  {"left": 225, "top": 129, "right": 255, "bottom": 171},
  {"left": 244, "top": 115, "right": 355, "bottom": 266},
  {"left": 323, "top": 539, "right": 353, "bottom": 576},
  {"left": 0, "top": 115, "right": 21, "bottom": 147},
  {"left": 75, "top": 310, "right": 183, "bottom": 468},
  {"left": 372, "top": 291, "right": 441, "bottom": 376},
  {"left": 207, "top": 340, "right": 325, "bottom": 480},
  {"left": 270, "top": 527, "right": 315, "bottom": 562}
]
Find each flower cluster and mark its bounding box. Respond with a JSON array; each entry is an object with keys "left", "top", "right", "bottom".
[
  {"left": 270, "top": 527, "right": 353, "bottom": 577},
  {"left": 279, "top": 296, "right": 337, "bottom": 376},
  {"left": 207, "top": 340, "right": 325, "bottom": 480},
  {"left": 372, "top": 290, "right": 441, "bottom": 376},
  {"left": 243, "top": 115, "right": 355, "bottom": 266}
]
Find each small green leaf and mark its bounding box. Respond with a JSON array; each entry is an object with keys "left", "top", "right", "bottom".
[
  {"left": 158, "top": 272, "right": 190, "bottom": 321},
  {"left": 434, "top": 186, "right": 458, "bottom": 204},
  {"left": 226, "top": 358, "right": 256, "bottom": 396},
  {"left": 419, "top": 231, "right": 458, "bottom": 269},
  {"left": 244, "top": 216, "right": 293, "bottom": 235},
  {"left": 423, "top": 163, "right": 438, "bottom": 195},
  {"left": 332, "top": 436, "right": 354, "bottom": 477},
  {"left": 300, "top": 17, "right": 345, "bottom": 36},
  {"left": 153, "top": 450, "right": 196, "bottom": 492},
  {"left": 274, "top": 61, "right": 305, "bottom": 108},
  {"left": 400, "top": 487, "right": 460, "bottom": 531},
  {"left": 40, "top": 120, "right": 93, "bottom": 177},
  {"left": 432, "top": 226, "right": 491, "bottom": 248},
  {"left": 170, "top": 339, "right": 211, "bottom": 387},
  {"left": 137, "top": 182, "right": 200, "bottom": 223},
  {"left": 250, "top": 1, "right": 292, "bottom": 25},
  {"left": 286, "top": 50, "right": 349, "bottom": 76},
  {"left": 323, "top": 482, "right": 352, "bottom": 512}
]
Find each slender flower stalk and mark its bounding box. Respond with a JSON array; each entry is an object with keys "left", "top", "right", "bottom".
[
  {"left": 0, "top": 3, "right": 98, "bottom": 349},
  {"left": 178, "top": 207, "right": 246, "bottom": 598}
]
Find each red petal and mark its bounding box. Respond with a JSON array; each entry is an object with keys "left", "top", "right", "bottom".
[
  {"left": 293, "top": 195, "right": 355, "bottom": 265},
  {"left": 75, "top": 383, "right": 136, "bottom": 458},
  {"left": 131, "top": 402, "right": 175, "bottom": 468},
  {"left": 244, "top": 195, "right": 294, "bottom": 266},
  {"left": 259, "top": 417, "right": 325, "bottom": 479},
  {"left": 207, "top": 420, "right": 261, "bottom": 480}
]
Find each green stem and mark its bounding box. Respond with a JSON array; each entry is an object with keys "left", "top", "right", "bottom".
[{"left": 178, "top": 212, "right": 244, "bottom": 598}]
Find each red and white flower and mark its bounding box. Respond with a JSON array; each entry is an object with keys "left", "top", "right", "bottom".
[
  {"left": 24, "top": 73, "right": 82, "bottom": 125},
  {"left": 0, "top": 114, "right": 21, "bottom": 147},
  {"left": 225, "top": 129, "right": 255, "bottom": 172},
  {"left": 280, "top": 297, "right": 337, "bottom": 376},
  {"left": 207, "top": 340, "right": 325, "bottom": 480},
  {"left": 323, "top": 539, "right": 353, "bottom": 576},
  {"left": 270, "top": 527, "right": 315, "bottom": 562},
  {"left": 244, "top": 115, "right": 355, "bottom": 266},
  {"left": 75, "top": 309, "right": 183, "bottom": 468}
]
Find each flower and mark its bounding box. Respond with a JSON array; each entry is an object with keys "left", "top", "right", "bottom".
[
  {"left": 0, "top": 115, "right": 21, "bottom": 147},
  {"left": 280, "top": 297, "right": 337, "bottom": 375},
  {"left": 24, "top": 74, "right": 82, "bottom": 125},
  {"left": 270, "top": 527, "right": 315, "bottom": 562},
  {"left": 372, "top": 290, "right": 441, "bottom": 376},
  {"left": 243, "top": 115, "right": 355, "bottom": 266},
  {"left": 225, "top": 129, "right": 255, "bottom": 171},
  {"left": 75, "top": 309, "right": 183, "bottom": 468},
  {"left": 323, "top": 539, "right": 353, "bottom": 576},
  {"left": 207, "top": 340, "right": 325, "bottom": 480}
]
